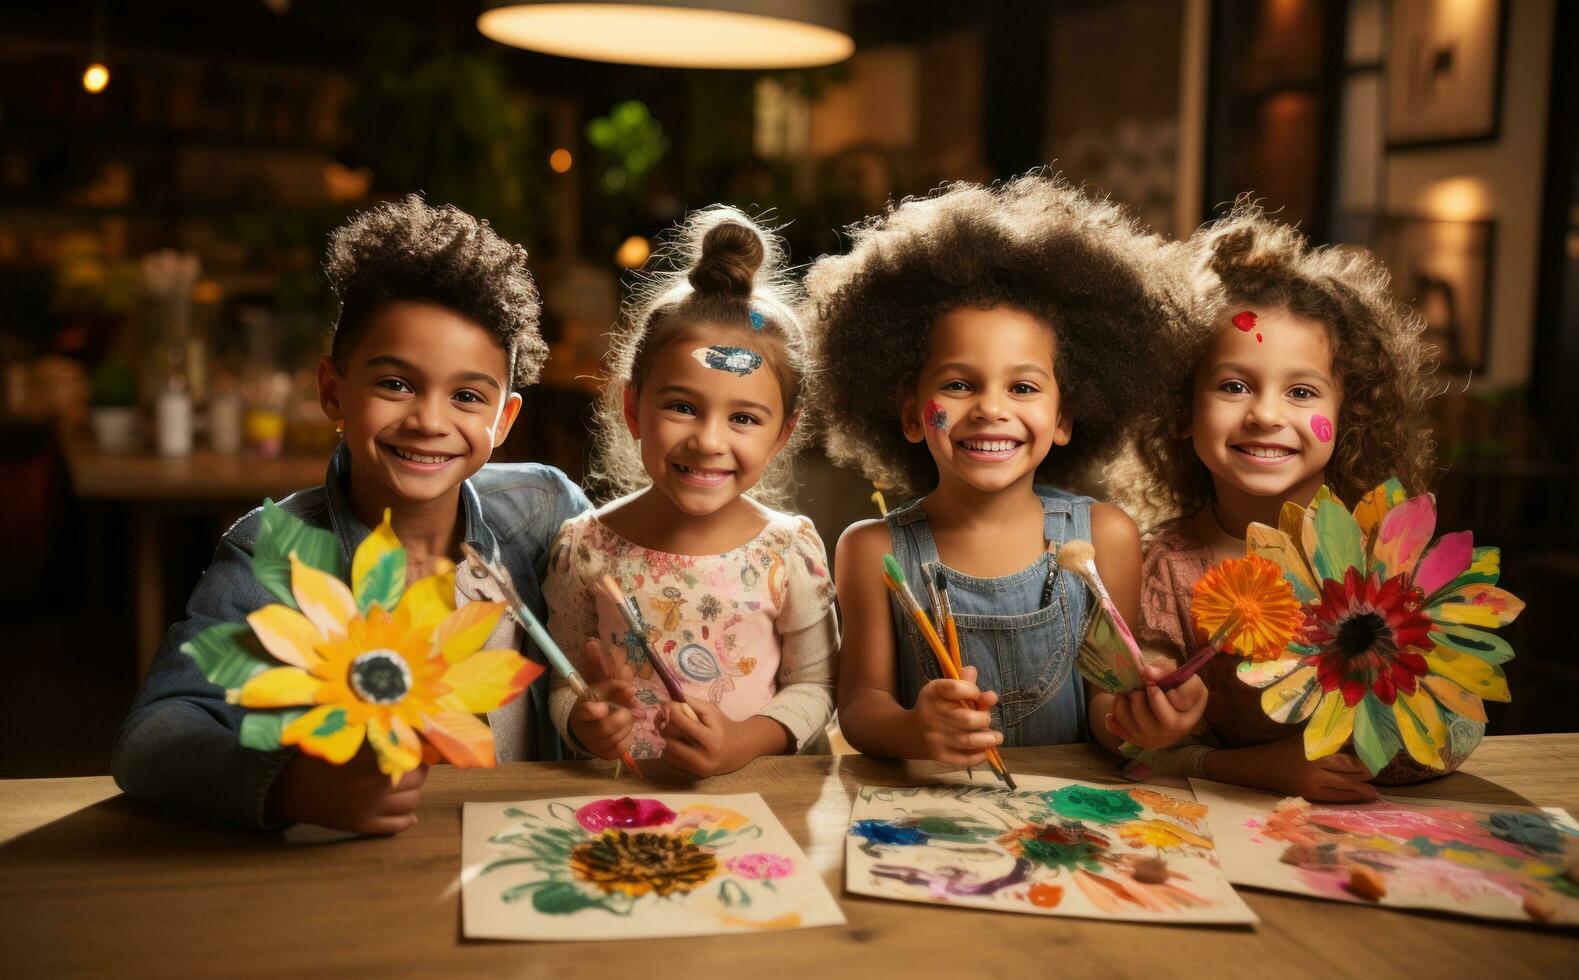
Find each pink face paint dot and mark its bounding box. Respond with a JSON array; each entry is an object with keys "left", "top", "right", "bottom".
[
  {"left": 1231, "top": 310, "right": 1257, "bottom": 332},
  {"left": 1256, "top": 333, "right": 1263, "bottom": 343},
  {"left": 925, "top": 399, "right": 948, "bottom": 432},
  {"left": 1311, "top": 414, "right": 1334, "bottom": 443}
]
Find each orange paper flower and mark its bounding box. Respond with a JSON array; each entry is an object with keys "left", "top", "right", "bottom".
[{"left": 1191, "top": 555, "right": 1302, "bottom": 662}]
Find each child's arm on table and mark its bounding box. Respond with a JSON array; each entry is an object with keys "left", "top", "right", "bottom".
[
  {"left": 1084, "top": 503, "right": 1209, "bottom": 754},
  {"left": 833, "top": 520, "right": 1000, "bottom": 767},
  {"left": 1202, "top": 736, "right": 1379, "bottom": 802},
  {"left": 112, "top": 531, "right": 424, "bottom": 833}
]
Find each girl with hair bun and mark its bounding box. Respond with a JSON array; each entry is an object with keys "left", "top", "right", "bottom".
[
  {"left": 1114, "top": 200, "right": 1456, "bottom": 800},
  {"left": 542, "top": 207, "right": 836, "bottom": 777}
]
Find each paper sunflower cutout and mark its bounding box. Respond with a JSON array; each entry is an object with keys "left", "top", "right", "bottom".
[
  {"left": 182, "top": 500, "right": 542, "bottom": 781},
  {"left": 1237, "top": 479, "right": 1523, "bottom": 773}
]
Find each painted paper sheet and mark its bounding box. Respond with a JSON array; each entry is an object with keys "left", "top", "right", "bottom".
[
  {"left": 845, "top": 775, "right": 1257, "bottom": 925},
  {"left": 1191, "top": 778, "right": 1579, "bottom": 926},
  {"left": 462, "top": 793, "right": 845, "bottom": 940}
]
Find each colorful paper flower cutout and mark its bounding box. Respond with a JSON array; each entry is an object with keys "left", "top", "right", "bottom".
[
  {"left": 1239, "top": 479, "right": 1523, "bottom": 773},
  {"left": 1190, "top": 554, "right": 1302, "bottom": 662},
  {"left": 182, "top": 500, "right": 543, "bottom": 781}
]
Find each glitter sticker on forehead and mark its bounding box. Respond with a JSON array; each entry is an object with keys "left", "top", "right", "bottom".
[
  {"left": 748, "top": 309, "right": 765, "bottom": 330},
  {"left": 691, "top": 345, "right": 763, "bottom": 377},
  {"left": 925, "top": 399, "right": 948, "bottom": 431}
]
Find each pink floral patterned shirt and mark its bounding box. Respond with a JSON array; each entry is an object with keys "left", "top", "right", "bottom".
[{"left": 544, "top": 508, "right": 837, "bottom": 759}]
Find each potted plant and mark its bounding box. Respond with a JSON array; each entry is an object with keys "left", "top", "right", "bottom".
[{"left": 89, "top": 357, "right": 139, "bottom": 453}]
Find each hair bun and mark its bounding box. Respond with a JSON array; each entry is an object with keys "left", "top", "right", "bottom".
[
  {"left": 1206, "top": 218, "right": 1301, "bottom": 294},
  {"left": 688, "top": 221, "right": 765, "bottom": 297}
]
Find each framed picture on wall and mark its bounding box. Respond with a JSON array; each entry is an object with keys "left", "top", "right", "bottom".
[
  {"left": 1385, "top": 0, "right": 1506, "bottom": 148},
  {"left": 1372, "top": 215, "right": 1496, "bottom": 375}
]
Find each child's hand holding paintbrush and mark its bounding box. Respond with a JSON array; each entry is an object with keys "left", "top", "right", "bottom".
[
  {"left": 565, "top": 639, "right": 643, "bottom": 763},
  {"left": 1059, "top": 539, "right": 1209, "bottom": 750}
]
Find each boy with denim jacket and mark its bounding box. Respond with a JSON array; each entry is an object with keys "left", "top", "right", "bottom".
[{"left": 113, "top": 196, "right": 589, "bottom": 833}]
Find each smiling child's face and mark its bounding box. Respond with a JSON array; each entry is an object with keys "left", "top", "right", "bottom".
[
  {"left": 624, "top": 327, "right": 795, "bottom": 518},
  {"left": 903, "top": 305, "right": 1071, "bottom": 496},
  {"left": 1190, "top": 304, "right": 1342, "bottom": 506},
  {"left": 319, "top": 301, "right": 521, "bottom": 509}
]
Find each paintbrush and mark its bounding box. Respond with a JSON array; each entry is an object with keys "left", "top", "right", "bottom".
[
  {"left": 1058, "top": 539, "right": 1154, "bottom": 691},
  {"left": 870, "top": 488, "right": 889, "bottom": 518},
  {"left": 882, "top": 555, "right": 1016, "bottom": 790},
  {"left": 459, "top": 543, "right": 641, "bottom": 777},
  {"left": 929, "top": 564, "right": 971, "bottom": 779},
  {"left": 933, "top": 566, "right": 962, "bottom": 675},
  {"left": 594, "top": 574, "right": 700, "bottom": 723},
  {"left": 1153, "top": 611, "right": 1244, "bottom": 690}
]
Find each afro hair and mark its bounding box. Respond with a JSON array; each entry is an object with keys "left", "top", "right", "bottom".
[
  {"left": 802, "top": 171, "right": 1197, "bottom": 500},
  {"left": 323, "top": 194, "right": 547, "bottom": 388}
]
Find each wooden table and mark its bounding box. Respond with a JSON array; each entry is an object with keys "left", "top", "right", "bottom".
[
  {"left": 4, "top": 737, "right": 1578, "bottom": 978},
  {"left": 65, "top": 445, "right": 326, "bottom": 678}
]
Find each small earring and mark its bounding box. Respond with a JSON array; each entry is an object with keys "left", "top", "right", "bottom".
[{"left": 335, "top": 422, "right": 344, "bottom": 434}]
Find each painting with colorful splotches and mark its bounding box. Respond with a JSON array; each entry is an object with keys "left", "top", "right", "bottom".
[
  {"left": 462, "top": 793, "right": 844, "bottom": 940},
  {"left": 845, "top": 776, "right": 1257, "bottom": 924},
  {"left": 1191, "top": 779, "right": 1579, "bottom": 926}
]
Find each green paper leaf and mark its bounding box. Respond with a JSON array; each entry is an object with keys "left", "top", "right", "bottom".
[
  {"left": 181, "top": 622, "right": 273, "bottom": 689},
  {"left": 1312, "top": 496, "right": 1365, "bottom": 585},
  {"left": 1350, "top": 694, "right": 1401, "bottom": 775},
  {"left": 355, "top": 549, "right": 405, "bottom": 616},
  {"left": 1429, "top": 626, "right": 1514, "bottom": 665},
  {"left": 238, "top": 707, "right": 306, "bottom": 751},
  {"left": 253, "top": 499, "right": 345, "bottom": 608}
]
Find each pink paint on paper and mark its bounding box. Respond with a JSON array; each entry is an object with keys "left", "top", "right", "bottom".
[{"left": 1310, "top": 414, "right": 1333, "bottom": 443}]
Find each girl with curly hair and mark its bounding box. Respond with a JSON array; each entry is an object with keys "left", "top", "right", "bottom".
[
  {"left": 543, "top": 207, "right": 837, "bottom": 778},
  {"left": 1118, "top": 202, "right": 1449, "bottom": 800},
  {"left": 806, "top": 173, "right": 1207, "bottom": 769}
]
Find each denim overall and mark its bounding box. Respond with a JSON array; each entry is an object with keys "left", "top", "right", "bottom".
[{"left": 887, "top": 488, "right": 1092, "bottom": 746}]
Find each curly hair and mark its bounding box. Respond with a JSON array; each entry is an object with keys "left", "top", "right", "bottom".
[
  {"left": 1113, "top": 200, "right": 1438, "bottom": 529},
  {"left": 587, "top": 206, "right": 816, "bottom": 508},
  {"left": 323, "top": 194, "right": 546, "bottom": 388},
  {"left": 802, "top": 172, "right": 1195, "bottom": 500}
]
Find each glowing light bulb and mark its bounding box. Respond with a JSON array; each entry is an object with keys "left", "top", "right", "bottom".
[
  {"left": 83, "top": 63, "right": 110, "bottom": 94},
  {"left": 614, "top": 235, "right": 651, "bottom": 269}
]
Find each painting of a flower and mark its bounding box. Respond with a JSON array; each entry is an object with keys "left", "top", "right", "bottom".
[
  {"left": 576, "top": 797, "right": 677, "bottom": 832},
  {"left": 181, "top": 501, "right": 541, "bottom": 780},
  {"left": 726, "top": 853, "right": 794, "bottom": 880},
  {"left": 464, "top": 793, "right": 843, "bottom": 940},
  {"left": 1240, "top": 480, "right": 1523, "bottom": 773},
  {"left": 571, "top": 830, "right": 719, "bottom": 898}
]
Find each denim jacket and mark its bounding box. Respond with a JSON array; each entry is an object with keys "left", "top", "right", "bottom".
[{"left": 111, "top": 443, "right": 590, "bottom": 829}]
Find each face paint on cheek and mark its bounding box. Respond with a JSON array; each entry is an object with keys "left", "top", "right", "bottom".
[
  {"left": 1310, "top": 414, "right": 1334, "bottom": 444},
  {"left": 690, "top": 345, "right": 763, "bottom": 376},
  {"left": 925, "top": 399, "right": 948, "bottom": 432}
]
